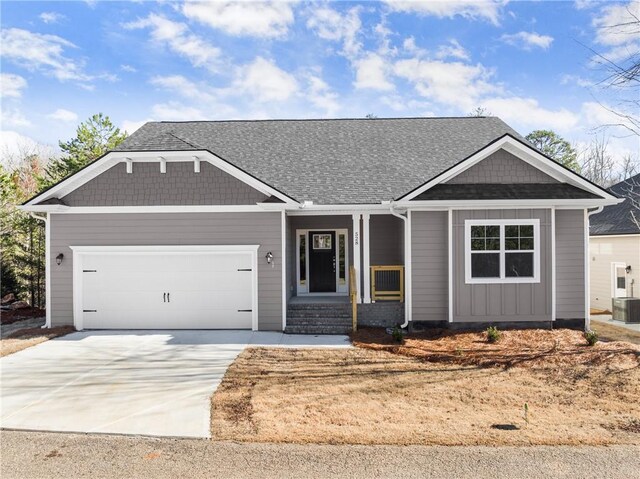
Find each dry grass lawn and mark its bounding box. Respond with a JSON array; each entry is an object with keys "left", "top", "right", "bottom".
[
  {"left": 211, "top": 329, "right": 640, "bottom": 446},
  {"left": 592, "top": 321, "right": 640, "bottom": 345},
  {"left": 0, "top": 326, "right": 75, "bottom": 357}
]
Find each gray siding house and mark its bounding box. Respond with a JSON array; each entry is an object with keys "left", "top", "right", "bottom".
[{"left": 22, "top": 117, "right": 620, "bottom": 333}]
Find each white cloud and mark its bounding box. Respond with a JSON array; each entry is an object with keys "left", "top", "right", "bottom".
[
  {"left": 47, "top": 108, "right": 78, "bottom": 123},
  {"left": 0, "top": 108, "right": 31, "bottom": 128},
  {"left": 150, "top": 74, "right": 213, "bottom": 101},
  {"left": 234, "top": 57, "right": 298, "bottom": 102},
  {"left": 182, "top": 1, "right": 295, "bottom": 38},
  {"left": 306, "top": 73, "right": 340, "bottom": 116},
  {"left": 0, "top": 28, "right": 92, "bottom": 82},
  {"left": 581, "top": 101, "right": 638, "bottom": 135},
  {"left": 593, "top": 2, "right": 640, "bottom": 47},
  {"left": 384, "top": 0, "right": 507, "bottom": 25},
  {"left": 306, "top": 6, "right": 362, "bottom": 59},
  {"left": 121, "top": 119, "right": 150, "bottom": 134},
  {"left": 354, "top": 53, "right": 394, "bottom": 91},
  {"left": 501, "top": 31, "right": 554, "bottom": 50},
  {"left": 560, "top": 74, "right": 594, "bottom": 88},
  {"left": 1, "top": 73, "right": 27, "bottom": 98},
  {"left": 0, "top": 131, "right": 53, "bottom": 167},
  {"left": 394, "top": 59, "right": 499, "bottom": 111},
  {"left": 151, "top": 102, "right": 208, "bottom": 121},
  {"left": 39, "top": 12, "right": 65, "bottom": 24},
  {"left": 120, "top": 64, "right": 137, "bottom": 73},
  {"left": 482, "top": 96, "right": 579, "bottom": 131},
  {"left": 436, "top": 39, "right": 470, "bottom": 60},
  {"left": 123, "top": 14, "right": 221, "bottom": 71}
]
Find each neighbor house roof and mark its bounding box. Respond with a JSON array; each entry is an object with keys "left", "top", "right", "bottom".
[
  {"left": 590, "top": 173, "right": 640, "bottom": 235},
  {"left": 114, "top": 117, "right": 523, "bottom": 204}
]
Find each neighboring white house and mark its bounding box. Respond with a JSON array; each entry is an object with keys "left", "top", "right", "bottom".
[{"left": 589, "top": 173, "right": 640, "bottom": 311}]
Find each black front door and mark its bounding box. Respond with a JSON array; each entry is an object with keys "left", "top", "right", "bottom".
[{"left": 309, "top": 231, "right": 336, "bottom": 293}]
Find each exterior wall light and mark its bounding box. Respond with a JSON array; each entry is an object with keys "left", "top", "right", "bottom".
[
  {"left": 626, "top": 265, "right": 632, "bottom": 274},
  {"left": 265, "top": 252, "right": 273, "bottom": 265},
  {"left": 56, "top": 253, "right": 64, "bottom": 265}
]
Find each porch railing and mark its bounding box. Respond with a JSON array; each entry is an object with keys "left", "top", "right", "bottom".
[
  {"left": 349, "top": 265, "right": 357, "bottom": 332},
  {"left": 371, "top": 265, "right": 404, "bottom": 302}
]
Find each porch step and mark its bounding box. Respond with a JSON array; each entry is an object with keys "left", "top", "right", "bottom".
[
  {"left": 285, "top": 324, "right": 353, "bottom": 335},
  {"left": 286, "top": 302, "right": 353, "bottom": 334}
]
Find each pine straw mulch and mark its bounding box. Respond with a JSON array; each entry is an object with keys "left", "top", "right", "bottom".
[
  {"left": 350, "top": 327, "right": 640, "bottom": 371},
  {"left": 1, "top": 326, "right": 76, "bottom": 357},
  {"left": 211, "top": 329, "right": 640, "bottom": 446}
]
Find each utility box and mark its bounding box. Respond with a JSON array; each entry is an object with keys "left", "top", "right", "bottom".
[{"left": 612, "top": 297, "right": 640, "bottom": 323}]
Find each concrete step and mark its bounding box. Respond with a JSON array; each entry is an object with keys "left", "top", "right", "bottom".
[
  {"left": 285, "top": 324, "right": 353, "bottom": 335},
  {"left": 287, "top": 303, "right": 351, "bottom": 311},
  {"left": 286, "top": 317, "right": 353, "bottom": 326},
  {"left": 287, "top": 312, "right": 352, "bottom": 320}
]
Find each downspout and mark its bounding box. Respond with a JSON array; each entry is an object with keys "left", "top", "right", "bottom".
[
  {"left": 585, "top": 206, "right": 604, "bottom": 332},
  {"left": 389, "top": 202, "right": 410, "bottom": 329},
  {"left": 28, "top": 213, "right": 50, "bottom": 328}
]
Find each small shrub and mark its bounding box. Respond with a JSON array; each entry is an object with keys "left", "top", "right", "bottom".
[
  {"left": 584, "top": 329, "right": 599, "bottom": 346},
  {"left": 523, "top": 403, "right": 530, "bottom": 425},
  {"left": 391, "top": 326, "right": 404, "bottom": 343},
  {"left": 486, "top": 326, "right": 501, "bottom": 343}
]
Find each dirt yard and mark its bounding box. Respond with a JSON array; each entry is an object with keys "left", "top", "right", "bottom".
[
  {"left": 0, "top": 326, "right": 75, "bottom": 357},
  {"left": 211, "top": 329, "right": 640, "bottom": 446}
]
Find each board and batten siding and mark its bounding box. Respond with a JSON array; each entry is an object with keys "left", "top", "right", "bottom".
[
  {"left": 410, "top": 211, "right": 449, "bottom": 322},
  {"left": 452, "top": 209, "right": 552, "bottom": 322},
  {"left": 49, "top": 212, "right": 283, "bottom": 330},
  {"left": 589, "top": 235, "right": 640, "bottom": 310},
  {"left": 555, "top": 210, "right": 587, "bottom": 319}
]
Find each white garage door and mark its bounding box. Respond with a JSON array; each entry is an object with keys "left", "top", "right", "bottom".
[{"left": 75, "top": 247, "right": 256, "bottom": 330}]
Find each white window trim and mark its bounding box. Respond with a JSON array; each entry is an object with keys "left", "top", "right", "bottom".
[
  {"left": 295, "top": 228, "right": 349, "bottom": 295},
  {"left": 464, "top": 219, "right": 540, "bottom": 284}
]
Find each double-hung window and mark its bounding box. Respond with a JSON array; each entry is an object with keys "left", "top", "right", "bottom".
[{"left": 464, "top": 219, "right": 540, "bottom": 284}]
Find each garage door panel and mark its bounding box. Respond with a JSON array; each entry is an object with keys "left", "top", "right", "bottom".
[{"left": 78, "top": 250, "right": 255, "bottom": 330}]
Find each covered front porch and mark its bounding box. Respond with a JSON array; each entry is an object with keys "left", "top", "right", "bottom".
[{"left": 285, "top": 212, "right": 406, "bottom": 334}]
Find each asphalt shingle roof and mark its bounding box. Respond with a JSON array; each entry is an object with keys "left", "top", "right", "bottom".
[
  {"left": 590, "top": 173, "right": 640, "bottom": 235},
  {"left": 413, "top": 183, "right": 600, "bottom": 201},
  {"left": 114, "top": 117, "right": 521, "bottom": 204}
]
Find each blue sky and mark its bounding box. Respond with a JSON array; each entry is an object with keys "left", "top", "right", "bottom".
[{"left": 1, "top": 1, "right": 638, "bottom": 162}]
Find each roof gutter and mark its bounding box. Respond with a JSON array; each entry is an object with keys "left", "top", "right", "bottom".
[
  {"left": 389, "top": 202, "right": 410, "bottom": 329},
  {"left": 585, "top": 206, "right": 604, "bottom": 333}
]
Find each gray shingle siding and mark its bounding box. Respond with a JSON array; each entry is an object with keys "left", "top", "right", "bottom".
[
  {"left": 61, "top": 161, "right": 268, "bottom": 206},
  {"left": 446, "top": 149, "right": 557, "bottom": 184}
]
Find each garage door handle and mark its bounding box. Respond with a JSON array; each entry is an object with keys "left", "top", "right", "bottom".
[{"left": 238, "top": 309, "right": 252, "bottom": 312}]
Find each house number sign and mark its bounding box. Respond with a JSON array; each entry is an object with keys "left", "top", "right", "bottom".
[{"left": 354, "top": 232, "right": 359, "bottom": 246}]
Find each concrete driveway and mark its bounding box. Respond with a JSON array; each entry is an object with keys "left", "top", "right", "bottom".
[{"left": 0, "top": 330, "right": 350, "bottom": 438}]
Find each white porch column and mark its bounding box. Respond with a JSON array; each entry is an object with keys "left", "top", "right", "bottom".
[
  {"left": 352, "top": 213, "right": 362, "bottom": 303},
  {"left": 362, "top": 213, "right": 371, "bottom": 303}
]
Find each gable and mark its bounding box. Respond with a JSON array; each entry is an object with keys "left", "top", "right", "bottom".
[
  {"left": 446, "top": 148, "right": 557, "bottom": 184},
  {"left": 58, "top": 161, "right": 269, "bottom": 207}
]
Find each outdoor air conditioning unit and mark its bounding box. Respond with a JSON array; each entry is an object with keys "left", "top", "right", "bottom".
[{"left": 612, "top": 297, "right": 640, "bottom": 323}]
